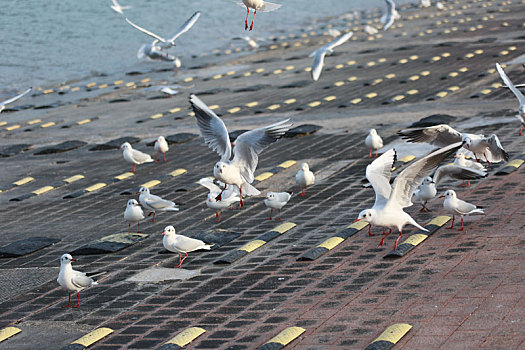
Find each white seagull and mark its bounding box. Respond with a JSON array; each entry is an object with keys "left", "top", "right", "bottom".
[
  {"left": 365, "top": 128, "right": 384, "bottom": 158},
  {"left": 454, "top": 152, "right": 485, "bottom": 186},
  {"left": 264, "top": 191, "right": 292, "bottom": 220},
  {"left": 398, "top": 124, "right": 509, "bottom": 164},
  {"left": 233, "top": 0, "right": 282, "bottom": 31},
  {"left": 124, "top": 199, "right": 145, "bottom": 233},
  {"left": 381, "top": 0, "right": 400, "bottom": 31},
  {"left": 199, "top": 178, "right": 240, "bottom": 222},
  {"left": 137, "top": 41, "right": 179, "bottom": 62},
  {"left": 138, "top": 187, "right": 178, "bottom": 222},
  {"left": 154, "top": 136, "right": 169, "bottom": 162},
  {"left": 356, "top": 142, "right": 463, "bottom": 250},
  {"left": 309, "top": 31, "right": 353, "bottom": 81},
  {"left": 364, "top": 25, "right": 379, "bottom": 36},
  {"left": 162, "top": 226, "right": 212, "bottom": 268},
  {"left": 120, "top": 142, "right": 154, "bottom": 173},
  {"left": 1, "top": 87, "right": 31, "bottom": 113},
  {"left": 233, "top": 36, "right": 263, "bottom": 49},
  {"left": 296, "top": 163, "right": 315, "bottom": 197},
  {"left": 57, "top": 254, "right": 98, "bottom": 308},
  {"left": 496, "top": 63, "right": 525, "bottom": 135},
  {"left": 412, "top": 176, "right": 437, "bottom": 212},
  {"left": 126, "top": 11, "right": 201, "bottom": 55},
  {"left": 190, "top": 94, "right": 292, "bottom": 208},
  {"left": 110, "top": 0, "right": 131, "bottom": 14},
  {"left": 439, "top": 190, "right": 484, "bottom": 231}
]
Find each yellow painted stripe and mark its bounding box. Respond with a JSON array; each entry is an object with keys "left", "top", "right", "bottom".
[
  {"left": 348, "top": 76, "right": 357, "bottom": 82},
  {"left": 436, "top": 91, "right": 448, "bottom": 98},
  {"left": 278, "top": 160, "right": 296, "bottom": 168},
  {"left": 448, "top": 86, "right": 460, "bottom": 92},
  {"left": 125, "top": 82, "right": 135, "bottom": 87},
  {"left": 140, "top": 78, "right": 151, "bottom": 83},
  {"left": 141, "top": 180, "right": 161, "bottom": 188},
  {"left": 324, "top": 96, "right": 336, "bottom": 102},
  {"left": 98, "top": 84, "right": 108, "bottom": 89},
  {"left": 243, "top": 72, "right": 252, "bottom": 77},
  {"left": 409, "top": 55, "right": 419, "bottom": 60},
  {"left": 268, "top": 104, "right": 281, "bottom": 110},
  {"left": 371, "top": 78, "right": 383, "bottom": 86},
  {"left": 85, "top": 183, "right": 106, "bottom": 192},
  {"left": 272, "top": 222, "right": 296, "bottom": 234},
  {"left": 64, "top": 175, "right": 84, "bottom": 184},
  {"left": 366, "top": 92, "right": 377, "bottom": 99},
  {"left": 86, "top": 82, "right": 96, "bottom": 88},
  {"left": 255, "top": 68, "right": 265, "bottom": 73},
  {"left": 480, "top": 89, "right": 492, "bottom": 95},
  {"left": 367, "top": 61, "right": 376, "bottom": 67},
  {"left": 72, "top": 327, "right": 114, "bottom": 347},
  {"left": 28, "top": 119, "right": 41, "bottom": 125},
  {"left": 77, "top": 119, "right": 91, "bottom": 125},
  {"left": 43, "top": 89, "right": 54, "bottom": 94},
  {"left": 169, "top": 107, "right": 181, "bottom": 114},
  {"left": 317, "top": 237, "right": 345, "bottom": 250},
  {"left": 348, "top": 220, "right": 369, "bottom": 230},
  {"left": 284, "top": 98, "right": 296, "bottom": 104},
  {"left": 449, "top": 72, "right": 459, "bottom": 77},
  {"left": 255, "top": 172, "right": 274, "bottom": 181},
  {"left": 335, "top": 64, "right": 344, "bottom": 69},
  {"left": 114, "top": 172, "right": 134, "bottom": 181},
  {"left": 273, "top": 69, "right": 283, "bottom": 74},
  {"left": 209, "top": 105, "right": 219, "bottom": 110},
  {"left": 506, "top": 159, "right": 524, "bottom": 168},
  {"left": 228, "top": 107, "right": 241, "bottom": 114},
  {"left": 41, "top": 122, "right": 55, "bottom": 128},
  {"left": 166, "top": 327, "right": 206, "bottom": 347},
  {"left": 226, "top": 71, "right": 235, "bottom": 76},
  {"left": 285, "top": 65, "right": 295, "bottom": 70},
  {"left": 0, "top": 121, "right": 6, "bottom": 127},
  {"left": 431, "top": 56, "right": 441, "bottom": 61},
  {"left": 385, "top": 73, "right": 396, "bottom": 79},
  {"left": 213, "top": 74, "right": 223, "bottom": 79},
  {"left": 474, "top": 49, "right": 484, "bottom": 54},
  {"left": 398, "top": 58, "right": 408, "bottom": 64},
  {"left": 114, "top": 80, "right": 124, "bottom": 85},
  {"left": 265, "top": 327, "right": 305, "bottom": 345},
  {"left": 13, "top": 177, "right": 35, "bottom": 186},
  {"left": 465, "top": 53, "right": 475, "bottom": 58},
  {"left": 398, "top": 155, "right": 416, "bottom": 163},
  {"left": 0, "top": 327, "right": 22, "bottom": 343},
  {"left": 71, "top": 87, "right": 81, "bottom": 91},
  {"left": 491, "top": 83, "right": 502, "bottom": 89},
  {"left": 184, "top": 77, "right": 194, "bottom": 82},
  {"left": 441, "top": 52, "right": 451, "bottom": 58},
  {"left": 378, "top": 58, "right": 386, "bottom": 63},
  {"left": 392, "top": 95, "right": 405, "bottom": 101},
  {"left": 500, "top": 50, "right": 509, "bottom": 56},
  {"left": 334, "top": 81, "right": 345, "bottom": 87},
  {"left": 428, "top": 215, "right": 451, "bottom": 226},
  {"left": 239, "top": 239, "right": 266, "bottom": 252},
  {"left": 351, "top": 98, "right": 362, "bottom": 104},
  {"left": 151, "top": 113, "right": 163, "bottom": 120},
  {"left": 169, "top": 168, "right": 187, "bottom": 177},
  {"left": 347, "top": 60, "right": 356, "bottom": 65},
  {"left": 308, "top": 101, "right": 321, "bottom": 107},
  {"left": 403, "top": 233, "right": 428, "bottom": 246},
  {"left": 372, "top": 324, "right": 412, "bottom": 344},
  {"left": 6, "top": 125, "right": 20, "bottom": 131},
  {"left": 32, "top": 186, "right": 54, "bottom": 195},
  {"left": 246, "top": 101, "right": 258, "bottom": 108},
  {"left": 409, "top": 75, "right": 420, "bottom": 81}
]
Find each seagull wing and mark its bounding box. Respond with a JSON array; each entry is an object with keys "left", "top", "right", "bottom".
[
  {"left": 433, "top": 164, "right": 487, "bottom": 186},
  {"left": 131, "top": 149, "right": 152, "bottom": 163},
  {"left": 496, "top": 63, "right": 525, "bottom": 106},
  {"left": 398, "top": 124, "right": 463, "bottom": 147},
  {"left": 274, "top": 192, "right": 292, "bottom": 202},
  {"left": 383, "top": 0, "right": 396, "bottom": 30},
  {"left": 261, "top": 1, "right": 282, "bottom": 12},
  {"left": 232, "top": 119, "right": 292, "bottom": 183},
  {"left": 125, "top": 18, "right": 166, "bottom": 43},
  {"left": 1, "top": 88, "right": 32, "bottom": 107},
  {"left": 190, "top": 94, "right": 232, "bottom": 161},
  {"left": 199, "top": 178, "right": 222, "bottom": 194},
  {"left": 388, "top": 142, "right": 463, "bottom": 209},
  {"left": 168, "top": 11, "right": 201, "bottom": 42},
  {"left": 71, "top": 270, "right": 95, "bottom": 289},
  {"left": 143, "top": 194, "right": 175, "bottom": 210},
  {"left": 325, "top": 31, "right": 353, "bottom": 51},
  {"left": 366, "top": 148, "right": 396, "bottom": 208},
  {"left": 483, "top": 134, "right": 509, "bottom": 162},
  {"left": 310, "top": 50, "right": 327, "bottom": 81}
]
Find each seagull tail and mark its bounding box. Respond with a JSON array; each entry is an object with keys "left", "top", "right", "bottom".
[
  {"left": 242, "top": 182, "right": 261, "bottom": 197},
  {"left": 409, "top": 217, "right": 429, "bottom": 232},
  {"left": 201, "top": 244, "right": 213, "bottom": 250},
  {"left": 469, "top": 208, "right": 485, "bottom": 215}
]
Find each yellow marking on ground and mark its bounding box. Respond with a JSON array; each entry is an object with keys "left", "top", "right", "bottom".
[
  {"left": 378, "top": 58, "right": 386, "bottom": 63},
  {"left": 85, "top": 183, "right": 106, "bottom": 192},
  {"left": 77, "top": 119, "right": 92, "bottom": 125},
  {"left": 449, "top": 72, "right": 459, "bottom": 77},
  {"left": 255, "top": 68, "right": 265, "bottom": 73},
  {"left": 43, "top": 89, "right": 54, "bottom": 94},
  {"left": 347, "top": 76, "right": 357, "bottom": 82},
  {"left": 28, "top": 119, "right": 42, "bottom": 125},
  {"left": 366, "top": 92, "right": 377, "bottom": 99},
  {"left": 335, "top": 64, "right": 344, "bottom": 69},
  {"left": 239, "top": 240, "right": 266, "bottom": 252},
  {"left": 304, "top": 67, "right": 312, "bottom": 72},
  {"left": 98, "top": 84, "right": 108, "bottom": 89},
  {"left": 0, "top": 327, "right": 22, "bottom": 343},
  {"left": 371, "top": 78, "right": 383, "bottom": 86},
  {"left": 308, "top": 101, "right": 322, "bottom": 107},
  {"left": 448, "top": 86, "right": 460, "bottom": 92},
  {"left": 226, "top": 71, "right": 235, "bottom": 76},
  {"left": 420, "top": 70, "right": 431, "bottom": 76},
  {"left": 269, "top": 44, "right": 278, "bottom": 50},
  {"left": 392, "top": 95, "right": 405, "bottom": 101},
  {"left": 71, "top": 86, "right": 81, "bottom": 91},
  {"left": 165, "top": 327, "right": 206, "bottom": 347},
  {"left": 255, "top": 172, "right": 274, "bottom": 181},
  {"left": 441, "top": 52, "right": 451, "bottom": 58},
  {"left": 243, "top": 72, "right": 252, "bottom": 77},
  {"left": 351, "top": 98, "right": 362, "bottom": 104},
  {"left": 0, "top": 121, "right": 6, "bottom": 127},
  {"left": 428, "top": 216, "right": 451, "bottom": 226},
  {"left": 64, "top": 175, "right": 85, "bottom": 184},
  {"left": 409, "top": 55, "right": 419, "bottom": 60},
  {"left": 398, "top": 58, "right": 408, "bottom": 64},
  {"left": 508, "top": 46, "right": 517, "bottom": 51},
  {"left": 13, "top": 177, "right": 34, "bottom": 186},
  {"left": 278, "top": 160, "right": 296, "bottom": 168},
  {"left": 273, "top": 69, "right": 283, "bottom": 75},
  {"left": 324, "top": 96, "right": 337, "bottom": 102},
  {"left": 409, "top": 75, "right": 420, "bottom": 81},
  {"left": 284, "top": 99, "right": 296, "bottom": 104},
  {"left": 385, "top": 73, "right": 396, "bottom": 79},
  {"left": 367, "top": 61, "right": 376, "bottom": 67},
  {"left": 150, "top": 113, "right": 164, "bottom": 120},
  {"left": 459, "top": 67, "right": 468, "bottom": 72},
  {"left": 228, "top": 107, "right": 241, "bottom": 114},
  {"left": 33, "top": 186, "right": 54, "bottom": 195},
  {"left": 114, "top": 80, "right": 123, "bottom": 85},
  {"left": 372, "top": 324, "right": 412, "bottom": 344},
  {"left": 183, "top": 77, "right": 194, "bottom": 82},
  {"left": 6, "top": 125, "right": 21, "bottom": 131},
  {"left": 480, "top": 89, "right": 492, "bottom": 95},
  {"left": 114, "top": 172, "right": 134, "bottom": 181},
  {"left": 72, "top": 328, "right": 114, "bottom": 347},
  {"left": 347, "top": 60, "right": 356, "bottom": 65},
  {"left": 294, "top": 42, "right": 302, "bottom": 47},
  {"left": 285, "top": 65, "right": 295, "bottom": 70},
  {"left": 169, "top": 169, "right": 187, "bottom": 177},
  {"left": 246, "top": 101, "right": 258, "bottom": 108},
  {"left": 224, "top": 49, "right": 232, "bottom": 55},
  {"left": 403, "top": 233, "right": 428, "bottom": 246},
  {"left": 140, "top": 78, "right": 151, "bottom": 83},
  {"left": 432, "top": 56, "right": 441, "bottom": 61},
  {"left": 141, "top": 180, "right": 161, "bottom": 189},
  {"left": 500, "top": 50, "right": 509, "bottom": 55},
  {"left": 212, "top": 74, "right": 223, "bottom": 80},
  {"left": 507, "top": 159, "right": 525, "bottom": 168},
  {"left": 465, "top": 53, "right": 475, "bottom": 58},
  {"left": 125, "top": 82, "right": 135, "bottom": 87},
  {"left": 169, "top": 107, "right": 181, "bottom": 114},
  {"left": 273, "top": 222, "right": 296, "bottom": 234},
  {"left": 444, "top": 29, "right": 451, "bottom": 34},
  {"left": 209, "top": 105, "right": 219, "bottom": 110},
  {"left": 436, "top": 91, "right": 448, "bottom": 98},
  {"left": 86, "top": 82, "right": 96, "bottom": 88},
  {"left": 264, "top": 327, "right": 306, "bottom": 346},
  {"left": 267, "top": 104, "right": 281, "bottom": 110},
  {"left": 317, "top": 237, "right": 345, "bottom": 250},
  {"left": 41, "top": 122, "right": 55, "bottom": 128}
]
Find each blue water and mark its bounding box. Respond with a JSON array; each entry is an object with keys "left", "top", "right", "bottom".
[{"left": 0, "top": 0, "right": 410, "bottom": 94}]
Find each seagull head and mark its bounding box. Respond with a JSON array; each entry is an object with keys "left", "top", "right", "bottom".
[
  {"left": 214, "top": 162, "right": 227, "bottom": 175},
  {"left": 369, "top": 128, "right": 377, "bottom": 135},
  {"left": 157, "top": 136, "right": 166, "bottom": 143},
  {"left": 127, "top": 199, "right": 139, "bottom": 208},
  {"left": 265, "top": 192, "right": 275, "bottom": 200},
  {"left": 301, "top": 163, "right": 310, "bottom": 171},
  {"left": 439, "top": 190, "right": 456, "bottom": 199},
  {"left": 138, "top": 187, "right": 150, "bottom": 195},
  {"left": 60, "top": 253, "right": 76, "bottom": 264},
  {"left": 356, "top": 209, "right": 375, "bottom": 223},
  {"left": 462, "top": 137, "right": 472, "bottom": 149},
  {"left": 120, "top": 142, "right": 131, "bottom": 151},
  {"left": 423, "top": 176, "right": 435, "bottom": 185},
  {"left": 162, "top": 225, "right": 176, "bottom": 236}
]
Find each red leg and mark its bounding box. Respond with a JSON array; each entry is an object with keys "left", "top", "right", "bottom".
[
  {"left": 178, "top": 252, "right": 188, "bottom": 267},
  {"left": 132, "top": 164, "right": 136, "bottom": 173},
  {"left": 175, "top": 253, "right": 182, "bottom": 268},
  {"left": 369, "top": 149, "right": 372, "bottom": 158},
  {"left": 484, "top": 153, "right": 491, "bottom": 165},
  {"left": 250, "top": 9, "right": 256, "bottom": 30},
  {"left": 378, "top": 229, "right": 391, "bottom": 247},
  {"left": 276, "top": 209, "right": 281, "bottom": 221},
  {"left": 375, "top": 150, "right": 379, "bottom": 157},
  {"left": 62, "top": 292, "right": 71, "bottom": 308},
  {"left": 215, "top": 210, "right": 219, "bottom": 218},
  {"left": 239, "top": 188, "right": 244, "bottom": 208},
  {"left": 72, "top": 292, "right": 80, "bottom": 308},
  {"left": 368, "top": 224, "right": 374, "bottom": 236},
  {"left": 393, "top": 231, "right": 402, "bottom": 250},
  {"left": 459, "top": 180, "right": 467, "bottom": 187},
  {"left": 459, "top": 216, "right": 465, "bottom": 231},
  {"left": 148, "top": 212, "right": 156, "bottom": 223},
  {"left": 300, "top": 185, "right": 305, "bottom": 197},
  {"left": 467, "top": 180, "right": 470, "bottom": 187},
  {"left": 128, "top": 223, "right": 131, "bottom": 233},
  {"left": 520, "top": 125, "right": 524, "bottom": 136},
  {"left": 268, "top": 209, "right": 273, "bottom": 220},
  {"left": 163, "top": 152, "right": 167, "bottom": 162},
  {"left": 447, "top": 215, "right": 455, "bottom": 229},
  {"left": 137, "top": 222, "right": 141, "bottom": 233},
  {"left": 245, "top": 7, "right": 249, "bottom": 29}
]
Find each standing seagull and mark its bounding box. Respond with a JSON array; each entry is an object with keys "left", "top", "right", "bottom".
[
  {"left": 264, "top": 191, "right": 292, "bottom": 220},
  {"left": 120, "top": 142, "right": 154, "bottom": 173},
  {"left": 310, "top": 31, "right": 353, "bottom": 81},
  {"left": 440, "top": 190, "right": 484, "bottom": 230},
  {"left": 190, "top": 94, "right": 292, "bottom": 208},
  {"left": 398, "top": 124, "right": 508, "bottom": 164},
  {"left": 0, "top": 87, "right": 31, "bottom": 113},
  {"left": 233, "top": 0, "right": 282, "bottom": 31},
  {"left": 154, "top": 136, "right": 169, "bottom": 162},
  {"left": 124, "top": 199, "right": 145, "bottom": 233},
  {"left": 199, "top": 178, "right": 240, "bottom": 222},
  {"left": 110, "top": 0, "right": 131, "bottom": 14},
  {"left": 365, "top": 128, "right": 383, "bottom": 158},
  {"left": 381, "top": 0, "right": 400, "bottom": 31},
  {"left": 57, "top": 254, "right": 98, "bottom": 308},
  {"left": 296, "top": 163, "right": 315, "bottom": 197},
  {"left": 356, "top": 142, "right": 463, "bottom": 250},
  {"left": 138, "top": 187, "right": 178, "bottom": 222},
  {"left": 496, "top": 63, "right": 525, "bottom": 135},
  {"left": 162, "top": 226, "right": 212, "bottom": 268},
  {"left": 126, "top": 12, "right": 201, "bottom": 55}
]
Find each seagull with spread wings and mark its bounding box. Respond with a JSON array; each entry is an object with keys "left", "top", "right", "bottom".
[
  {"left": 496, "top": 63, "right": 525, "bottom": 135},
  {"left": 233, "top": 0, "right": 282, "bottom": 31},
  {"left": 1, "top": 87, "right": 31, "bottom": 113},
  {"left": 310, "top": 31, "right": 353, "bottom": 81},
  {"left": 110, "top": 0, "right": 131, "bottom": 14},
  {"left": 381, "top": 0, "right": 400, "bottom": 31},
  {"left": 190, "top": 94, "right": 292, "bottom": 208}
]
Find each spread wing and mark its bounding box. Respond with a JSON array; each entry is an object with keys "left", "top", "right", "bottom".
[
  {"left": 199, "top": 178, "right": 222, "bottom": 194},
  {"left": 398, "top": 124, "right": 463, "bottom": 147},
  {"left": 388, "top": 142, "right": 463, "bottom": 209},
  {"left": 232, "top": 119, "right": 292, "bottom": 183},
  {"left": 482, "top": 134, "right": 509, "bottom": 162},
  {"left": 143, "top": 194, "right": 175, "bottom": 209},
  {"left": 433, "top": 164, "right": 487, "bottom": 186},
  {"left": 310, "top": 50, "right": 327, "bottom": 81},
  {"left": 325, "top": 31, "right": 353, "bottom": 51},
  {"left": 190, "top": 94, "right": 232, "bottom": 161},
  {"left": 383, "top": 0, "right": 396, "bottom": 30},
  {"left": 496, "top": 63, "right": 525, "bottom": 106},
  {"left": 168, "top": 11, "right": 201, "bottom": 42},
  {"left": 125, "top": 18, "right": 166, "bottom": 43},
  {"left": 1, "top": 87, "right": 32, "bottom": 107},
  {"left": 366, "top": 148, "right": 396, "bottom": 208},
  {"left": 71, "top": 270, "right": 95, "bottom": 289},
  {"left": 261, "top": 1, "right": 282, "bottom": 12}
]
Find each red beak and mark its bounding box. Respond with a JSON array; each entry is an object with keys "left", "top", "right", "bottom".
[
  {"left": 354, "top": 218, "right": 361, "bottom": 222},
  {"left": 71, "top": 258, "right": 76, "bottom": 262},
  {"left": 220, "top": 169, "right": 222, "bottom": 173},
  {"left": 439, "top": 195, "right": 445, "bottom": 198},
  {"left": 161, "top": 232, "right": 166, "bottom": 235}
]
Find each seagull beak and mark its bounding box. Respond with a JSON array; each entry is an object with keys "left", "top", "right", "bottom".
[
  {"left": 354, "top": 218, "right": 361, "bottom": 222},
  {"left": 70, "top": 258, "right": 76, "bottom": 262},
  {"left": 453, "top": 155, "right": 459, "bottom": 158},
  {"left": 135, "top": 191, "right": 140, "bottom": 194},
  {"left": 439, "top": 195, "right": 445, "bottom": 198},
  {"left": 220, "top": 169, "right": 222, "bottom": 173},
  {"left": 431, "top": 181, "right": 435, "bottom": 184},
  {"left": 161, "top": 232, "right": 166, "bottom": 235}
]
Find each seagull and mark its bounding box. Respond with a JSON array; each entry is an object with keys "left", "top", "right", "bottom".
[
  {"left": 420, "top": 0, "right": 431, "bottom": 7},
  {"left": 57, "top": 254, "right": 98, "bottom": 308},
  {"left": 126, "top": 11, "right": 201, "bottom": 55},
  {"left": 162, "top": 226, "right": 212, "bottom": 268},
  {"left": 137, "top": 41, "right": 179, "bottom": 62},
  {"left": 365, "top": 128, "right": 384, "bottom": 158},
  {"left": 124, "top": 199, "right": 145, "bottom": 233},
  {"left": 233, "top": 36, "right": 263, "bottom": 49},
  {"left": 309, "top": 31, "right": 353, "bottom": 81},
  {"left": 190, "top": 94, "right": 292, "bottom": 208},
  {"left": 233, "top": 0, "right": 282, "bottom": 31},
  {"left": 454, "top": 152, "right": 485, "bottom": 186},
  {"left": 0, "top": 87, "right": 31, "bottom": 113},
  {"left": 264, "top": 192, "right": 292, "bottom": 220},
  {"left": 381, "top": 0, "right": 400, "bottom": 31},
  {"left": 138, "top": 187, "right": 178, "bottom": 222},
  {"left": 120, "top": 142, "right": 154, "bottom": 173},
  {"left": 296, "top": 163, "right": 315, "bottom": 197},
  {"left": 496, "top": 63, "right": 525, "bottom": 135},
  {"left": 412, "top": 177, "right": 437, "bottom": 212},
  {"left": 436, "top": 1, "right": 445, "bottom": 9},
  {"left": 154, "top": 136, "right": 169, "bottom": 162},
  {"left": 199, "top": 178, "right": 240, "bottom": 222},
  {"left": 327, "top": 28, "right": 342, "bottom": 38},
  {"left": 398, "top": 124, "right": 509, "bottom": 164},
  {"left": 110, "top": 0, "right": 131, "bottom": 14},
  {"left": 356, "top": 142, "right": 463, "bottom": 250},
  {"left": 364, "top": 25, "right": 379, "bottom": 36},
  {"left": 439, "top": 190, "right": 484, "bottom": 231}
]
